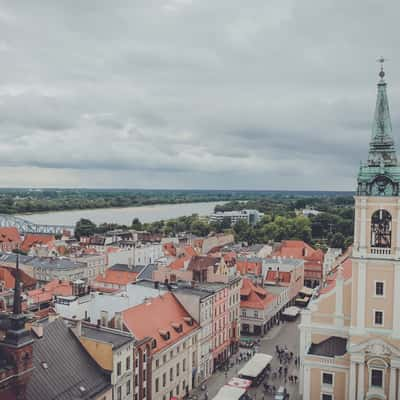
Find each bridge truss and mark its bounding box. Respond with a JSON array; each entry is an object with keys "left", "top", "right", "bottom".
[{"left": 0, "top": 214, "right": 74, "bottom": 235}]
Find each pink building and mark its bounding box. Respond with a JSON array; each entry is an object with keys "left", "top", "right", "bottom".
[{"left": 212, "top": 285, "right": 230, "bottom": 369}]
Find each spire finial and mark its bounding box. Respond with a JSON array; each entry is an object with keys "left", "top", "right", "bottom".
[
  {"left": 12, "top": 250, "right": 22, "bottom": 315},
  {"left": 377, "top": 57, "right": 387, "bottom": 81}
]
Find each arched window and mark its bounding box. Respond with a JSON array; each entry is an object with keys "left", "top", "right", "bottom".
[{"left": 371, "top": 210, "right": 392, "bottom": 248}]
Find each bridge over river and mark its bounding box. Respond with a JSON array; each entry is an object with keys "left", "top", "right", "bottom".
[{"left": 0, "top": 214, "right": 74, "bottom": 235}]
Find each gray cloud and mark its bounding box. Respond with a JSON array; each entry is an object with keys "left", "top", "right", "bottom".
[{"left": 0, "top": 0, "right": 399, "bottom": 189}]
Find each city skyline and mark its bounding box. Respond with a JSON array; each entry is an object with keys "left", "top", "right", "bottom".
[{"left": 0, "top": 1, "right": 399, "bottom": 190}]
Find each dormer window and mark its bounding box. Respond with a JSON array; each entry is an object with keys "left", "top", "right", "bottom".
[
  {"left": 171, "top": 322, "right": 183, "bottom": 333},
  {"left": 159, "top": 330, "right": 171, "bottom": 340}
]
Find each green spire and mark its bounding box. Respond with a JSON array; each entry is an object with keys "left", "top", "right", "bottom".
[
  {"left": 357, "top": 59, "right": 400, "bottom": 197},
  {"left": 368, "top": 59, "right": 397, "bottom": 166}
]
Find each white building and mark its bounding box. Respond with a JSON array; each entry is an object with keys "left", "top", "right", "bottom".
[
  {"left": 322, "top": 247, "right": 342, "bottom": 279},
  {"left": 55, "top": 281, "right": 166, "bottom": 323},
  {"left": 209, "top": 209, "right": 263, "bottom": 226},
  {"left": 107, "top": 243, "right": 163, "bottom": 267}
]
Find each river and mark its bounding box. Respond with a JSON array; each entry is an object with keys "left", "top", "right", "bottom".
[{"left": 16, "top": 201, "right": 224, "bottom": 226}]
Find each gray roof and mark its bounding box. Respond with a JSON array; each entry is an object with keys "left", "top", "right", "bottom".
[
  {"left": 110, "top": 263, "right": 145, "bottom": 274},
  {"left": 0, "top": 252, "right": 85, "bottom": 271},
  {"left": 27, "top": 318, "right": 110, "bottom": 400},
  {"left": 81, "top": 323, "right": 134, "bottom": 349},
  {"left": 174, "top": 286, "right": 214, "bottom": 299},
  {"left": 137, "top": 263, "right": 157, "bottom": 280},
  {"left": 84, "top": 283, "right": 166, "bottom": 323},
  {"left": 308, "top": 336, "right": 347, "bottom": 358}
]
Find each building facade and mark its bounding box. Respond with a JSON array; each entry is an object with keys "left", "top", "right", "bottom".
[
  {"left": 209, "top": 209, "right": 263, "bottom": 226},
  {"left": 173, "top": 287, "right": 214, "bottom": 384},
  {"left": 300, "top": 65, "right": 400, "bottom": 399}
]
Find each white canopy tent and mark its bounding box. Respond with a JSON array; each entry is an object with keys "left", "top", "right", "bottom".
[
  {"left": 238, "top": 353, "right": 273, "bottom": 379},
  {"left": 300, "top": 286, "right": 314, "bottom": 296},
  {"left": 212, "top": 385, "right": 246, "bottom": 400},
  {"left": 282, "top": 306, "right": 301, "bottom": 317}
]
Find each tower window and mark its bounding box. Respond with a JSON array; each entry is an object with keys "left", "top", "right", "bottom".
[
  {"left": 375, "top": 281, "right": 384, "bottom": 296},
  {"left": 374, "top": 310, "right": 384, "bottom": 326},
  {"left": 322, "top": 372, "right": 333, "bottom": 385},
  {"left": 371, "top": 369, "right": 383, "bottom": 387},
  {"left": 371, "top": 209, "right": 392, "bottom": 248}
]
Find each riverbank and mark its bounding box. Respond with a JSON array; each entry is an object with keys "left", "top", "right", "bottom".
[{"left": 16, "top": 201, "right": 226, "bottom": 226}]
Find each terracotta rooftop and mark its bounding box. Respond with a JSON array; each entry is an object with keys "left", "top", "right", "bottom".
[
  {"left": 187, "top": 256, "right": 219, "bottom": 271},
  {"left": 265, "top": 270, "right": 292, "bottom": 285},
  {"left": 21, "top": 234, "right": 55, "bottom": 253},
  {"left": 28, "top": 280, "right": 72, "bottom": 304},
  {"left": 320, "top": 257, "right": 352, "bottom": 295},
  {"left": 240, "top": 278, "right": 276, "bottom": 310},
  {"left": 182, "top": 245, "right": 197, "bottom": 257},
  {"left": 237, "top": 259, "right": 262, "bottom": 276},
  {"left": 168, "top": 255, "right": 190, "bottom": 271},
  {"left": 0, "top": 265, "right": 36, "bottom": 290},
  {"left": 163, "top": 242, "right": 177, "bottom": 257},
  {"left": 95, "top": 269, "right": 138, "bottom": 286},
  {"left": 0, "top": 227, "right": 21, "bottom": 244},
  {"left": 272, "top": 240, "right": 323, "bottom": 262},
  {"left": 122, "top": 292, "right": 198, "bottom": 353}
]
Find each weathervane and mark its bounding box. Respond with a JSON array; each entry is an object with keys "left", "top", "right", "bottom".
[{"left": 377, "top": 57, "right": 387, "bottom": 80}]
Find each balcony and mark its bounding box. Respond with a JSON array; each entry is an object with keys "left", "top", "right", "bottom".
[{"left": 370, "top": 247, "right": 391, "bottom": 255}]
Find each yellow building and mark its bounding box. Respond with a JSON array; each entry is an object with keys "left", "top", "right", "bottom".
[{"left": 300, "top": 63, "right": 400, "bottom": 399}]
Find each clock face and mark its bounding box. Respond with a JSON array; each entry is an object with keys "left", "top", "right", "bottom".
[
  {"left": 371, "top": 209, "right": 392, "bottom": 248},
  {"left": 371, "top": 177, "right": 393, "bottom": 196}
]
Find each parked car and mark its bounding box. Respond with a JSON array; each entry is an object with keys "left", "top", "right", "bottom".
[{"left": 274, "top": 386, "right": 288, "bottom": 400}]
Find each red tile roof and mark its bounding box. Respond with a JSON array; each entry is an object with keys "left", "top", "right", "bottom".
[
  {"left": 237, "top": 260, "right": 262, "bottom": 276},
  {"left": 163, "top": 242, "right": 177, "bottom": 257},
  {"left": 240, "top": 278, "right": 276, "bottom": 310},
  {"left": 168, "top": 255, "right": 191, "bottom": 271},
  {"left": 95, "top": 269, "right": 138, "bottom": 286},
  {"left": 122, "top": 292, "right": 198, "bottom": 353},
  {"left": 0, "top": 227, "right": 21, "bottom": 244},
  {"left": 320, "top": 258, "right": 352, "bottom": 295},
  {"left": 0, "top": 265, "right": 36, "bottom": 290},
  {"left": 183, "top": 245, "right": 197, "bottom": 257},
  {"left": 28, "top": 280, "right": 72, "bottom": 304},
  {"left": 265, "top": 270, "right": 292, "bottom": 284},
  {"left": 187, "top": 256, "right": 219, "bottom": 271},
  {"left": 21, "top": 234, "right": 55, "bottom": 253},
  {"left": 272, "top": 240, "right": 324, "bottom": 278}
]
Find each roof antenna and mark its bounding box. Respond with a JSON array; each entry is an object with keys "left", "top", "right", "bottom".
[{"left": 377, "top": 57, "right": 387, "bottom": 81}]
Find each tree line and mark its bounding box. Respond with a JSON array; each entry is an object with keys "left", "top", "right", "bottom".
[{"left": 74, "top": 194, "right": 354, "bottom": 250}]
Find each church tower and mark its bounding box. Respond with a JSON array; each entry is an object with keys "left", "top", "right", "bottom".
[
  {"left": 349, "top": 60, "right": 400, "bottom": 399},
  {"left": 0, "top": 254, "right": 34, "bottom": 400},
  {"left": 299, "top": 62, "right": 400, "bottom": 400}
]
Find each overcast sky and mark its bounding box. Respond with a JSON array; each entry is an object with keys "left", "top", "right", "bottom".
[{"left": 0, "top": 0, "right": 399, "bottom": 190}]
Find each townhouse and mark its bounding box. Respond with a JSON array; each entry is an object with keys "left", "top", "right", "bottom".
[{"left": 122, "top": 292, "right": 200, "bottom": 400}]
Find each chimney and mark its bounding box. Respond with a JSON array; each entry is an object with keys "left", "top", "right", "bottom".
[
  {"left": 115, "top": 311, "right": 123, "bottom": 330},
  {"left": 128, "top": 257, "right": 133, "bottom": 270},
  {"left": 31, "top": 322, "right": 44, "bottom": 338},
  {"left": 71, "top": 319, "right": 82, "bottom": 337},
  {"left": 100, "top": 310, "right": 108, "bottom": 326},
  {"left": 48, "top": 313, "right": 59, "bottom": 323}
]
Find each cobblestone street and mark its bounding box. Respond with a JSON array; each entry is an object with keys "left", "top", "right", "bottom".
[{"left": 192, "top": 319, "right": 301, "bottom": 400}]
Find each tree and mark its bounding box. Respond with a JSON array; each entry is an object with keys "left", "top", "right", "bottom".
[
  {"left": 75, "top": 218, "right": 97, "bottom": 239},
  {"left": 329, "top": 232, "right": 346, "bottom": 249},
  {"left": 131, "top": 218, "right": 142, "bottom": 231}
]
